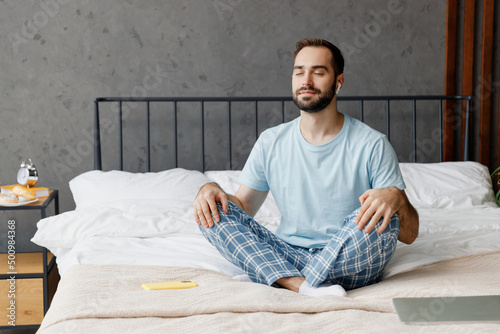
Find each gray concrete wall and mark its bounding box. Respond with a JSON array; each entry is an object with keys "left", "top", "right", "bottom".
[{"left": 0, "top": 0, "right": 449, "bottom": 251}]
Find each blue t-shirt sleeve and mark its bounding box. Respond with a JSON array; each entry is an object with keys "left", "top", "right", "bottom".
[
  {"left": 369, "top": 136, "right": 406, "bottom": 190},
  {"left": 239, "top": 137, "right": 270, "bottom": 191}
]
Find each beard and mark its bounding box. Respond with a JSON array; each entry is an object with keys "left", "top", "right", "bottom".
[{"left": 292, "top": 85, "right": 335, "bottom": 113}]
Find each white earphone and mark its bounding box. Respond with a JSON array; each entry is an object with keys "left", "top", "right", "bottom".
[{"left": 336, "top": 83, "right": 342, "bottom": 94}]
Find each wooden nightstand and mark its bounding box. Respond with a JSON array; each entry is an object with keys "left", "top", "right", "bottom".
[{"left": 0, "top": 190, "right": 59, "bottom": 330}]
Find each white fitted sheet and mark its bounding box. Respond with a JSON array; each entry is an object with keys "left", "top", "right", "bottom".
[
  {"left": 56, "top": 235, "right": 245, "bottom": 277},
  {"left": 32, "top": 164, "right": 499, "bottom": 279},
  {"left": 48, "top": 206, "right": 500, "bottom": 279}
]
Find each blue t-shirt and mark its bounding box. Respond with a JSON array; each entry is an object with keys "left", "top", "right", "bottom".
[{"left": 239, "top": 114, "right": 406, "bottom": 248}]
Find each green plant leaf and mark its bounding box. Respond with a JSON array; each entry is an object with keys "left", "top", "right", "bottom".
[{"left": 491, "top": 166, "right": 500, "bottom": 177}]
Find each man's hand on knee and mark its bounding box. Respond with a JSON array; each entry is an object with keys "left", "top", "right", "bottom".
[
  {"left": 354, "top": 187, "right": 402, "bottom": 234},
  {"left": 194, "top": 182, "right": 229, "bottom": 228}
]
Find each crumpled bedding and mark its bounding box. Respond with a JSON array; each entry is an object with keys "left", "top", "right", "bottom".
[{"left": 37, "top": 250, "right": 500, "bottom": 333}]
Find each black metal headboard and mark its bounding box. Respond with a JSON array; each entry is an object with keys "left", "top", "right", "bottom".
[{"left": 93, "top": 96, "right": 472, "bottom": 172}]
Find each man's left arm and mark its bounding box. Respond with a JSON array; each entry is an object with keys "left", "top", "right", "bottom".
[{"left": 354, "top": 187, "right": 419, "bottom": 244}]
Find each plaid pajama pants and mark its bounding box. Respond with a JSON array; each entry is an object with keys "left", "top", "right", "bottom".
[{"left": 199, "top": 201, "right": 400, "bottom": 290}]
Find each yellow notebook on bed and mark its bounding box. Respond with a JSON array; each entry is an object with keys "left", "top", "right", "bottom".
[{"left": 141, "top": 281, "right": 198, "bottom": 290}]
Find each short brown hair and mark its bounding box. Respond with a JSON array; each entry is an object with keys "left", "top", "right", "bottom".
[{"left": 293, "top": 38, "right": 344, "bottom": 77}]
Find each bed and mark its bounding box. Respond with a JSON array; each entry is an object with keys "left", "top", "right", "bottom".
[{"left": 32, "top": 96, "right": 500, "bottom": 333}]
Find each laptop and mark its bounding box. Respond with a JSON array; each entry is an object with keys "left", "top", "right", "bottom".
[{"left": 393, "top": 295, "right": 500, "bottom": 324}]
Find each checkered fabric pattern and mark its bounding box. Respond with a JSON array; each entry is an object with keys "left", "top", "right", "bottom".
[{"left": 199, "top": 202, "right": 400, "bottom": 290}]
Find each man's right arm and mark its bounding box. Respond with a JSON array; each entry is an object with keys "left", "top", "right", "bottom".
[{"left": 194, "top": 182, "right": 268, "bottom": 228}]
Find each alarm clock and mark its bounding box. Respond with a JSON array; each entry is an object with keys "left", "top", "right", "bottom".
[{"left": 17, "top": 159, "right": 38, "bottom": 187}]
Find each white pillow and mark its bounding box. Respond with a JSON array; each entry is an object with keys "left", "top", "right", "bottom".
[
  {"left": 69, "top": 168, "right": 211, "bottom": 209},
  {"left": 399, "top": 162, "right": 497, "bottom": 209},
  {"left": 207, "top": 163, "right": 496, "bottom": 213},
  {"left": 32, "top": 199, "right": 201, "bottom": 250},
  {"left": 204, "top": 170, "right": 281, "bottom": 220}
]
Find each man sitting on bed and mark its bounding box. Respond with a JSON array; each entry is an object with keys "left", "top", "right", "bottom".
[{"left": 194, "top": 37, "right": 419, "bottom": 297}]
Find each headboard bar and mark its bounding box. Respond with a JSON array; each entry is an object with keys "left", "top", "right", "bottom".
[
  {"left": 119, "top": 100, "right": 123, "bottom": 171},
  {"left": 201, "top": 101, "right": 205, "bottom": 172},
  {"left": 464, "top": 98, "right": 471, "bottom": 160},
  {"left": 227, "top": 101, "right": 232, "bottom": 170},
  {"left": 439, "top": 99, "right": 443, "bottom": 161},
  {"left": 93, "top": 99, "right": 101, "bottom": 171},
  {"left": 146, "top": 101, "right": 151, "bottom": 172},
  {"left": 173, "top": 100, "right": 178, "bottom": 169},
  {"left": 412, "top": 99, "right": 417, "bottom": 163},
  {"left": 94, "top": 95, "right": 472, "bottom": 171}
]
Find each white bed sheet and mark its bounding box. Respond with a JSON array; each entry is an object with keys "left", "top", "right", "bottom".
[
  {"left": 55, "top": 235, "right": 245, "bottom": 277},
  {"left": 384, "top": 206, "right": 500, "bottom": 277},
  {"left": 32, "top": 163, "right": 500, "bottom": 280},
  {"left": 50, "top": 206, "right": 500, "bottom": 280}
]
